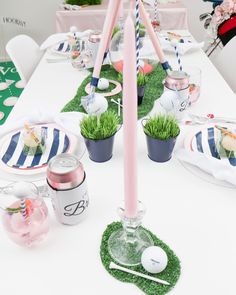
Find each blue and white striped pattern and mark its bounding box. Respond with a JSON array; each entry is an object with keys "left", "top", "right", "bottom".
[
  {"left": 20, "top": 199, "right": 27, "bottom": 219},
  {"left": 174, "top": 46, "right": 183, "bottom": 71},
  {"left": 154, "top": 0, "right": 158, "bottom": 23},
  {"left": 135, "top": 0, "right": 140, "bottom": 73},
  {"left": 75, "top": 37, "right": 80, "bottom": 51},
  {"left": 191, "top": 127, "right": 236, "bottom": 167},
  {"left": 1, "top": 127, "right": 70, "bottom": 170},
  {"left": 55, "top": 41, "right": 71, "bottom": 53}
]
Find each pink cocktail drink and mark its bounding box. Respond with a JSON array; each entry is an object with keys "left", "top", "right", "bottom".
[{"left": 2, "top": 198, "right": 49, "bottom": 247}]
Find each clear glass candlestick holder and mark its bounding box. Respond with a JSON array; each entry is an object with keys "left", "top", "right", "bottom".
[{"left": 108, "top": 201, "right": 154, "bottom": 266}]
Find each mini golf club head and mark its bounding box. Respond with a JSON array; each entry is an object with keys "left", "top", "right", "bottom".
[
  {"left": 199, "top": 13, "right": 212, "bottom": 21},
  {"left": 204, "top": 17, "right": 212, "bottom": 29},
  {"left": 200, "top": 13, "right": 209, "bottom": 21}
]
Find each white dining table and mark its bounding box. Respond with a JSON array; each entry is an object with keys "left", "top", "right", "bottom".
[{"left": 0, "top": 30, "right": 236, "bottom": 295}]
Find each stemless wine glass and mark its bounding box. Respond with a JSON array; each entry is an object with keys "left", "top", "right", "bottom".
[
  {"left": 71, "top": 39, "right": 93, "bottom": 70},
  {"left": 22, "top": 126, "right": 46, "bottom": 156},
  {"left": 185, "top": 66, "right": 202, "bottom": 105},
  {"left": 1, "top": 182, "right": 49, "bottom": 247}
]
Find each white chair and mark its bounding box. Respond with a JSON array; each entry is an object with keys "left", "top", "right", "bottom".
[
  {"left": 6, "top": 35, "right": 44, "bottom": 86},
  {"left": 213, "top": 36, "right": 236, "bottom": 93}
]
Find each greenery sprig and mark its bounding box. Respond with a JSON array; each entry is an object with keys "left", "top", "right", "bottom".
[
  {"left": 80, "top": 111, "right": 120, "bottom": 140},
  {"left": 143, "top": 114, "right": 180, "bottom": 140},
  {"left": 66, "top": 0, "right": 101, "bottom": 5},
  {"left": 137, "top": 72, "right": 147, "bottom": 87},
  {"left": 117, "top": 72, "right": 148, "bottom": 87}
]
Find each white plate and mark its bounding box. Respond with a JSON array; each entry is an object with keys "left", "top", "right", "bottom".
[
  {"left": 0, "top": 123, "right": 85, "bottom": 177},
  {"left": 50, "top": 41, "right": 72, "bottom": 56},
  {"left": 184, "top": 124, "right": 236, "bottom": 166},
  {"left": 180, "top": 123, "right": 236, "bottom": 188}
]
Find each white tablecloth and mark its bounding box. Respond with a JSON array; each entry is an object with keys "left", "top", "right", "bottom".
[
  {"left": 56, "top": 0, "right": 188, "bottom": 32},
  {"left": 0, "top": 31, "right": 236, "bottom": 295}
]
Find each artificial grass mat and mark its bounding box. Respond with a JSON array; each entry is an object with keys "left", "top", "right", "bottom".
[
  {"left": 61, "top": 64, "right": 166, "bottom": 121},
  {"left": 0, "top": 61, "right": 23, "bottom": 125},
  {"left": 100, "top": 222, "right": 181, "bottom": 295}
]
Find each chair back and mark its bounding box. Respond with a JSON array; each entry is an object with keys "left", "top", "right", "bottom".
[
  {"left": 0, "top": 16, "right": 29, "bottom": 61},
  {"left": 6, "top": 34, "right": 43, "bottom": 84}
]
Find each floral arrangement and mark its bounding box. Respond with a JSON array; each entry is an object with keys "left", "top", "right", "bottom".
[{"left": 211, "top": 0, "right": 236, "bottom": 28}]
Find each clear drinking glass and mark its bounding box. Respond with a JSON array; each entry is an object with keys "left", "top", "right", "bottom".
[
  {"left": 1, "top": 182, "right": 49, "bottom": 247},
  {"left": 185, "top": 66, "right": 202, "bottom": 105},
  {"left": 71, "top": 40, "right": 93, "bottom": 70},
  {"left": 22, "top": 126, "right": 46, "bottom": 156}
]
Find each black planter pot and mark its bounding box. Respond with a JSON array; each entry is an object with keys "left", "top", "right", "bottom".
[
  {"left": 145, "top": 134, "right": 178, "bottom": 163},
  {"left": 83, "top": 134, "right": 116, "bottom": 163},
  {"left": 137, "top": 85, "right": 145, "bottom": 106}
]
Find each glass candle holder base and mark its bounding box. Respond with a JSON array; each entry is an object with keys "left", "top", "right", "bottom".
[{"left": 108, "top": 202, "right": 154, "bottom": 266}]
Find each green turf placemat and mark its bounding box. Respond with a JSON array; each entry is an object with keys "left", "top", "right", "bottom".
[
  {"left": 61, "top": 64, "right": 166, "bottom": 121},
  {"left": 100, "top": 222, "right": 181, "bottom": 295},
  {"left": 0, "top": 61, "right": 23, "bottom": 125}
]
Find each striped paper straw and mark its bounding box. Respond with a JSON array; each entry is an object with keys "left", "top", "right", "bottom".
[
  {"left": 75, "top": 37, "right": 80, "bottom": 51},
  {"left": 20, "top": 199, "right": 28, "bottom": 220},
  {"left": 135, "top": 0, "right": 140, "bottom": 73},
  {"left": 174, "top": 46, "right": 183, "bottom": 71},
  {"left": 154, "top": 0, "right": 158, "bottom": 22}
]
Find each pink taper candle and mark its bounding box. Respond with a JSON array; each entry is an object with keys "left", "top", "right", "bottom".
[
  {"left": 118, "top": 0, "right": 124, "bottom": 19},
  {"left": 123, "top": 15, "right": 138, "bottom": 219}
]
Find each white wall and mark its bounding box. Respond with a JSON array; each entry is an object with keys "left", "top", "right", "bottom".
[
  {"left": 0, "top": 0, "right": 213, "bottom": 59},
  {"left": 0, "top": 0, "right": 62, "bottom": 59},
  {"left": 182, "top": 0, "right": 212, "bottom": 41}
]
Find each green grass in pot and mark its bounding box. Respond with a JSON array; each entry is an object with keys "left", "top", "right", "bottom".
[
  {"left": 66, "top": 0, "right": 101, "bottom": 5},
  {"left": 137, "top": 72, "right": 148, "bottom": 87},
  {"left": 112, "top": 23, "right": 146, "bottom": 39},
  {"left": 117, "top": 72, "right": 148, "bottom": 86},
  {"left": 80, "top": 111, "right": 120, "bottom": 140},
  {"left": 112, "top": 26, "right": 121, "bottom": 39},
  {"left": 143, "top": 114, "right": 180, "bottom": 140}
]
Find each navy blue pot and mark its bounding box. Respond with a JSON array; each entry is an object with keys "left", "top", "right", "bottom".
[
  {"left": 83, "top": 134, "right": 115, "bottom": 163},
  {"left": 145, "top": 134, "right": 178, "bottom": 162},
  {"left": 137, "top": 86, "right": 145, "bottom": 106}
]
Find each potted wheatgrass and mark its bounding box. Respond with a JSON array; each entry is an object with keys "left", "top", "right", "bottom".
[
  {"left": 117, "top": 71, "right": 148, "bottom": 106},
  {"left": 142, "top": 114, "right": 180, "bottom": 162},
  {"left": 137, "top": 72, "right": 148, "bottom": 106},
  {"left": 80, "top": 111, "right": 120, "bottom": 162}
]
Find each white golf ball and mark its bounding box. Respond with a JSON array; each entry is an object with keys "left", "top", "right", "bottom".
[
  {"left": 98, "top": 78, "right": 109, "bottom": 91},
  {"left": 70, "top": 26, "right": 78, "bottom": 33},
  {"left": 141, "top": 246, "right": 168, "bottom": 274},
  {"left": 86, "top": 93, "right": 108, "bottom": 116}
]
